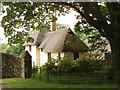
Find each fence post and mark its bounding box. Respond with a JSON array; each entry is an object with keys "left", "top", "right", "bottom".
[
  {"left": 46, "top": 69, "right": 49, "bottom": 81},
  {"left": 40, "top": 67, "right": 41, "bottom": 80},
  {"left": 59, "top": 67, "right": 61, "bottom": 83},
  {"left": 32, "top": 62, "right": 35, "bottom": 78}
]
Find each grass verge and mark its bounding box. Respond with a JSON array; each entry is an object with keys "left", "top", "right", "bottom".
[{"left": 2, "top": 78, "right": 118, "bottom": 88}]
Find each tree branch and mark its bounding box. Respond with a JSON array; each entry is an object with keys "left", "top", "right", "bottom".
[{"left": 54, "top": 2, "right": 113, "bottom": 40}]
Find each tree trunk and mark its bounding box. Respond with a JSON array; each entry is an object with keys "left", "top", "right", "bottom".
[
  {"left": 109, "top": 38, "right": 120, "bottom": 81},
  {"left": 110, "top": 39, "right": 120, "bottom": 70}
]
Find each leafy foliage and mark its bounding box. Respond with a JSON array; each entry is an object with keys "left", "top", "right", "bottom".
[
  {"left": 56, "top": 23, "right": 69, "bottom": 30},
  {"left": 74, "top": 19, "right": 108, "bottom": 53},
  {"left": 42, "top": 55, "right": 105, "bottom": 75},
  {"left": 0, "top": 43, "right": 24, "bottom": 56},
  {"left": 1, "top": 2, "right": 120, "bottom": 69},
  {"left": 42, "top": 57, "right": 59, "bottom": 75},
  {"left": 0, "top": 43, "right": 8, "bottom": 52},
  {"left": 32, "top": 66, "right": 39, "bottom": 73},
  {"left": 1, "top": 2, "right": 70, "bottom": 44},
  {"left": 73, "top": 55, "right": 105, "bottom": 74},
  {"left": 57, "top": 57, "right": 73, "bottom": 74}
]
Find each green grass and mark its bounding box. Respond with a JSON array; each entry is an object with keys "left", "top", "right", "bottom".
[
  {"left": 2, "top": 78, "right": 118, "bottom": 88},
  {"left": 2, "top": 70, "right": 119, "bottom": 89},
  {"left": 0, "top": 79, "right": 2, "bottom": 83}
]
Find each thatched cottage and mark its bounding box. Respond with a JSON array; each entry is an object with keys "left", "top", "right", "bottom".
[{"left": 23, "top": 23, "right": 88, "bottom": 67}]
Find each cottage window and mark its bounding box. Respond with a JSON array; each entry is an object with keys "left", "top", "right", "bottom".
[
  {"left": 29, "top": 46, "right": 32, "bottom": 52},
  {"left": 41, "top": 48, "right": 43, "bottom": 52},
  {"left": 58, "top": 53, "right": 60, "bottom": 60},
  {"left": 74, "top": 52, "right": 79, "bottom": 60},
  {"left": 48, "top": 53, "right": 51, "bottom": 61}
]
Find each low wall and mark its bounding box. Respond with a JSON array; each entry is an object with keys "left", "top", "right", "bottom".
[{"left": 1, "top": 52, "right": 24, "bottom": 78}]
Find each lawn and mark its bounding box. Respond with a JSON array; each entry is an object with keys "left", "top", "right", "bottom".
[
  {"left": 2, "top": 78, "right": 118, "bottom": 89},
  {"left": 0, "top": 79, "right": 2, "bottom": 83}
]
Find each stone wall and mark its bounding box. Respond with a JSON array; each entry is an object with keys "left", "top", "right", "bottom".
[{"left": 1, "top": 52, "right": 24, "bottom": 78}]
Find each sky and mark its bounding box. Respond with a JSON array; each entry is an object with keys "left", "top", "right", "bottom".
[
  {"left": 0, "top": 9, "right": 78, "bottom": 43},
  {"left": 57, "top": 9, "right": 78, "bottom": 30}
]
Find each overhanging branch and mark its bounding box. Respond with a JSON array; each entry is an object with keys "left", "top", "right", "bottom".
[{"left": 53, "top": 2, "right": 111, "bottom": 40}]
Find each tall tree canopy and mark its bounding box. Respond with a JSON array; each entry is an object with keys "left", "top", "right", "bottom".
[
  {"left": 74, "top": 16, "right": 108, "bottom": 54},
  {"left": 0, "top": 43, "right": 24, "bottom": 56},
  {"left": 1, "top": 2, "right": 120, "bottom": 69}
]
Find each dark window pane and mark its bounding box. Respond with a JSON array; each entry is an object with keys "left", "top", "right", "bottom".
[
  {"left": 58, "top": 53, "right": 60, "bottom": 60},
  {"left": 74, "top": 52, "right": 79, "bottom": 60},
  {"left": 48, "top": 53, "right": 51, "bottom": 61},
  {"left": 29, "top": 46, "right": 31, "bottom": 52}
]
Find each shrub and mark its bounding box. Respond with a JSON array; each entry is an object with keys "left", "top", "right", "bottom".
[
  {"left": 42, "top": 55, "right": 105, "bottom": 75},
  {"left": 73, "top": 55, "right": 105, "bottom": 74},
  {"left": 32, "top": 66, "right": 39, "bottom": 73},
  {"left": 57, "top": 57, "right": 73, "bottom": 74},
  {"left": 42, "top": 58, "right": 59, "bottom": 75}
]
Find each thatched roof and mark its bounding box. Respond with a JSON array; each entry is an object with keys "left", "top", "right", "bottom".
[
  {"left": 24, "top": 28, "right": 88, "bottom": 52},
  {"left": 23, "top": 29, "right": 50, "bottom": 46},
  {"left": 38, "top": 28, "right": 88, "bottom": 52}
]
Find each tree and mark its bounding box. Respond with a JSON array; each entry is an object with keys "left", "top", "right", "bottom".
[
  {"left": 57, "top": 23, "right": 69, "bottom": 30},
  {"left": 1, "top": 2, "right": 70, "bottom": 44},
  {"left": 0, "top": 43, "right": 24, "bottom": 56},
  {"left": 1, "top": 2, "right": 120, "bottom": 70},
  {"left": 72, "top": 2, "right": 120, "bottom": 70},
  {"left": 0, "top": 43, "right": 7, "bottom": 52},
  {"left": 74, "top": 17, "right": 108, "bottom": 54}
]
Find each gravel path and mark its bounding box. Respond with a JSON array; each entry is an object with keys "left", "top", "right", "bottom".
[{"left": 0, "top": 83, "right": 16, "bottom": 90}]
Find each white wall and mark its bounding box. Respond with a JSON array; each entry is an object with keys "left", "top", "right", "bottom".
[
  {"left": 60, "top": 53, "right": 64, "bottom": 58},
  {"left": 25, "top": 46, "right": 29, "bottom": 52},
  {"left": 40, "top": 52, "right": 65, "bottom": 66},
  {"left": 51, "top": 53, "right": 58, "bottom": 59},
  {"left": 25, "top": 45, "right": 40, "bottom": 66},
  {"left": 36, "top": 48, "right": 40, "bottom": 67},
  {"left": 40, "top": 49, "right": 48, "bottom": 66},
  {"left": 51, "top": 52, "right": 64, "bottom": 59},
  {"left": 25, "top": 46, "right": 87, "bottom": 67},
  {"left": 25, "top": 46, "right": 65, "bottom": 67}
]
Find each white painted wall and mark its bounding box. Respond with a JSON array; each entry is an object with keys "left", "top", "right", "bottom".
[
  {"left": 60, "top": 52, "right": 64, "bottom": 58},
  {"left": 51, "top": 53, "right": 58, "bottom": 59},
  {"left": 25, "top": 46, "right": 29, "bottom": 52},
  {"left": 25, "top": 45, "right": 40, "bottom": 66},
  {"left": 25, "top": 46, "right": 87, "bottom": 67},
  {"left": 51, "top": 52, "right": 64, "bottom": 59},
  {"left": 40, "top": 52, "right": 65, "bottom": 66},
  {"left": 40, "top": 49, "right": 48, "bottom": 66},
  {"left": 36, "top": 48, "right": 40, "bottom": 67},
  {"left": 25, "top": 46, "right": 65, "bottom": 66}
]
